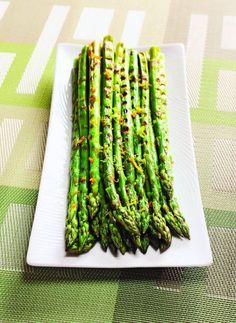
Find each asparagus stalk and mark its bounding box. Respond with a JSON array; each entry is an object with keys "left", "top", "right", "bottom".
[
  {"left": 129, "top": 49, "right": 150, "bottom": 234},
  {"left": 119, "top": 226, "right": 137, "bottom": 253},
  {"left": 69, "top": 235, "right": 95, "bottom": 254},
  {"left": 113, "top": 44, "right": 140, "bottom": 247},
  {"left": 109, "top": 216, "right": 126, "bottom": 254},
  {"left": 101, "top": 36, "right": 140, "bottom": 245},
  {"left": 99, "top": 180, "right": 109, "bottom": 251},
  {"left": 149, "top": 47, "right": 190, "bottom": 239},
  {"left": 138, "top": 51, "right": 171, "bottom": 245},
  {"left": 149, "top": 47, "right": 172, "bottom": 196},
  {"left": 65, "top": 58, "right": 80, "bottom": 249},
  {"left": 108, "top": 236, "right": 118, "bottom": 256},
  {"left": 113, "top": 43, "right": 129, "bottom": 206},
  {"left": 88, "top": 41, "right": 101, "bottom": 219},
  {"left": 77, "top": 46, "right": 95, "bottom": 252},
  {"left": 140, "top": 234, "right": 150, "bottom": 254},
  {"left": 148, "top": 106, "right": 185, "bottom": 239},
  {"left": 148, "top": 230, "right": 160, "bottom": 250},
  {"left": 120, "top": 48, "right": 141, "bottom": 229}
]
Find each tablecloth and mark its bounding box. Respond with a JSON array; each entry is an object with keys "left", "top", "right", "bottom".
[{"left": 0, "top": 0, "right": 235, "bottom": 322}]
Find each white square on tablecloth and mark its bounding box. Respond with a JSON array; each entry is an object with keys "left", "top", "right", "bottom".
[
  {"left": 217, "top": 70, "right": 236, "bottom": 112},
  {"left": 221, "top": 16, "right": 236, "bottom": 50},
  {"left": 73, "top": 7, "right": 114, "bottom": 41}
]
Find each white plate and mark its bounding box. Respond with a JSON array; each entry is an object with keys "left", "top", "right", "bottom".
[{"left": 27, "top": 43, "right": 212, "bottom": 268}]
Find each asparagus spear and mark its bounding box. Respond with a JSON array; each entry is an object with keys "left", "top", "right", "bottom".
[
  {"left": 99, "top": 180, "right": 109, "bottom": 251},
  {"left": 119, "top": 226, "right": 137, "bottom": 253},
  {"left": 109, "top": 216, "right": 126, "bottom": 254},
  {"left": 77, "top": 46, "right": 95, "bottom": 252},
  {"left": 113, "top": 44, "right": 141, "bottom": 247},
  {"left": 149, "top": 47, "right": 172, "bottom": 196},
  {"left": 120, "top": 48, "right": 141, "bottom": 229},
  {"left": 148, "top": 104, "right": 186, "bottom": 239},
  {"left": 113, "top": 43, "right": 129, "bottom": 206},
  {"left": 148, "top": 231, "right": 160, "bottom": 251},
  {"left": 65, "top": 58, "right": 80, "bottom": 249},
  {"left": 88, "top": 41, "right": 101, "bottom": 219},
  {"left": 108, "top": 236, "right": 118, "bottom": 256},
  {"left": 129, "top": 49, "right": 150, "bottom": 234},
  {"left": 138, "top": 51, "right": 171, "bottom": 245},
  {"left": 101, "top": 36, "right": 140, "bottom": 245},
  {"left": 140, "top": 234, "right": 150, "bottom": 254},
  {"left": 149, "top": 47, "right": 190, "bottom": 239},
  {"left": 69, "top": 234, "right": 95, "bottom": 254}
]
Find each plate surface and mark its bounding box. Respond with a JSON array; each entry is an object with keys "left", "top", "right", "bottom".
[{"left": 27, "top": 43, "right": 212, "bottom": 268}]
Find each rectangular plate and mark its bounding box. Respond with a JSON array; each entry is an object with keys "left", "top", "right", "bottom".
[{"left": 27, "top": 43, "right": 212, "bottom": 268}]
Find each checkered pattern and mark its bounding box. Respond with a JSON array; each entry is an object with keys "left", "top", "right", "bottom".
[{"left": 0, "top": 0, "right": 235, "bottom": 322}]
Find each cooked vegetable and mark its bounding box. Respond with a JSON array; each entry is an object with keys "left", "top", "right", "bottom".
[
  {"left": 77, "top": 46, "right": 95, "bottom": 251},
  {"left": 149, "top": 47, "right": 190, "bottom": 239},
  {"left": 138, "top": 51, "right": 172, "bottom": 246},
  {"left": 88, "top": 41, "right": 101, "bottom": 219},
  {"left": 99, "top": 180, "right": 110, "bottom": 251},
  {"left": 109, "top": 216, "right": 127, "bottom": 254},
  {"left": 120, "top": 48, "right": 141, "bottom": 230},
  {"left": 65, "top": 58, "right": 80, "bottom": 249},
  {"left": 65, "top": 36, "right": 190, "bottom": 255},
  {"left": 129, "top": 49, "right": 150, "bottom": 234},
  {"left": 101, "top": 36, "right": 140, "bottom": 247},
  {"left": 113, "top": 43, "right": 129, "bottom": 207}
]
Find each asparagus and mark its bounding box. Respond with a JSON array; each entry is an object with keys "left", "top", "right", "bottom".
[
  {"left": 109, "top": 216, "right": 126, "bottom": 254},
  {"left": 119, "top": 226, "right": 137, "bottom": 253},
  {"left": 113, "top": 43, "right": 129, "bottom": 206},
  {"left": 138, "top": 51, "right": 171, "bottom": 245},
  {"left": 145, "top": 168, "right": 171, "bottom": 246},
  {"left": 148, "top": 105, "right": 186, "bottom": 239},
  {"left": 129, "top": 49, "right": 150, "bottom": 234},
  {"left": 113, "top": 44, "right": 140, "bottom": 247},
  {"left": 148, "top": 106, "right": 172, "bottom": 245},
  {"left": 99, "top": 181, "right": 109, "bottom": 251},
  {"left": 65, "top": 58, "right": 80, "bottom": 249},
  {"left": 145, "top": 171, "right": 161, "bottom": 240},
  {"left": 88, "top": 41, "right": 101, "bottom": 219},
  {"left": 148, "top": 232, "right": 160, "bottom": 251},
  {"left": 77, "top": 46, "right": 95, "bottom": 252},
  {"left": 69, "top": 235, "right": 95, "bottom": 254},
  {"left": 140, "top": 234, "right": 150, "bottom": 254},
  {"left": 66, "top": 38, "right": 190, "bottom": 256},
  {"left": 108, "top": 236, "right": 118, "bottom": 256},
  {"left": 98, "top": 134, "right": 125, "bottom": 254},
  {"left": 149, "top": 47, "right": 190, "bottom": 239},
  {"left": 149, "top": 47, "right": 172, "bottom": 195},
  {"left": 120, "top": 48, "right": 141, "bottom": 229},
  {"left": 101, "top": 36, "right": 140, "bottom": 245}
]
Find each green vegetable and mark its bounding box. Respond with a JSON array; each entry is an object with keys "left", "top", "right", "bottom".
[
  {"left": 101, "top": 36, "right": 140, "bottom": 246},
  {"left": 120, "top": 48, "right": 141, "bottom": 229},
  {"left": 99, "top": 181, "right": 109, "bottom": 251},
  {"left": 113, "top": 44, "right": 141, "bottom": 250},
  {"left": 140, "top": 234, "right": 150, "bottom": 254},
  {"left": 129, "top": 49, "right": 150, "bottom": 234},
  {"left": 88, "top": 41, "right": 101, "bottom": 219},
  {"left": 65, "top": 58, "right": 80, "bottom": 249},
  {"left": 109, "top": 216, "right": 126, "bottom": 254},
  {"left": 113, "top": 43, "right": 129, "bottom": 206},
  {"left": 76, "top": 46, "right": 95, "bottom": 251},
  {"left": 138, "top": 51, "right": 171, "bottom": 245},
  {"left": 149, "top": 47, "right": 190, "bottom": 239},
  {"left": 66, "top": 37, "right": 190, "bottom": 256}
]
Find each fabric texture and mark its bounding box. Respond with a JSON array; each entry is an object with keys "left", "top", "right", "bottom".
[{"left": 0, "top": 0, "right": 235, "bottom": 322}]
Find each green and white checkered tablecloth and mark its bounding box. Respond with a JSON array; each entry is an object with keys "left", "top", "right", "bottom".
[{"left": 0, "top": 0, "right": 235, "bottom": 322}]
